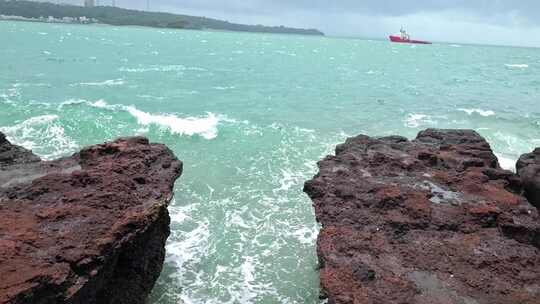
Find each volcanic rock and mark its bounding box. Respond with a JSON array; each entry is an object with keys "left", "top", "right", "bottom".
[
  {"left": 305, "top": 129, "right": 540, "bottom": 304},
  {"left": 0, "top": 133, "right": 182, "bottom": 304},
  {"left": 517, "top": 148, "right": 540, "bottom": 209},
  {"left": 0, "top": 133, "right": 40, "bottom": 167}
]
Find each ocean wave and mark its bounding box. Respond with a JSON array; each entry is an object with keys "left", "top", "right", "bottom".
[
  {"left": 119, "top": 65, "right": 206, "bottom": 73},
  {"left": 125, "top": 106, "right": 222, "bottom": 139},
  {"left": 505, "top": 64, "right": 528, "bottom": 69},
  {"left": 59, "top": 99, "right": 225, "bottom": 139},
  {"left": 12, "top": 82, "right": 50, "bottom": 88},
  {"left": 404, "top": 113, "right": 436, "bottom": 128},
  {"left": 136, "top": 94, "right": 165, "bottom": 100},
  {"left": 0, "top": 114, "right": 78, "bottom": 160},
  {"left": 72, "top": 79, "right": 125, "bottom": 87},
  {"left": 458, "top": 108, "right": 495, "bottom": 117},
  {"left": 213, "top": 86, "right": 236, "bottom": 91},
  {"left": 59, "top": 98, "right": 109, "bottom": 109}
]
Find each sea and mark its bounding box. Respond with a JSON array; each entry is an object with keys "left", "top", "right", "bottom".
[{"left": 1, "top": 21, "right": 539, "bottom": 304}]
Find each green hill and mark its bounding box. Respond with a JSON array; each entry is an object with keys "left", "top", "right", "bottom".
[{"left": 0, "top": 0, "right": 324, "bottom": 36}]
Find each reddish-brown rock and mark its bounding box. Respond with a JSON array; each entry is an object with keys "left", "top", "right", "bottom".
[
  {"left": 0, "top": 133, "right": 182, "bottom": 304},
  {"left": 517, "top": 148, "right": 540, "bottom": 209},
  {"left": 305, "top": 129, "right": 540, "bottom": 304}
]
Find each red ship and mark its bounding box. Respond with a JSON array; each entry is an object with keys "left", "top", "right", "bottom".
[{"left": 389, "top": 28, "right": 432, "bottom": 44}]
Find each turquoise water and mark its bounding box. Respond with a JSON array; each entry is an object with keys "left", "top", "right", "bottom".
[{"left": 1, "top": 20, "right": 539, "bottom": 303}]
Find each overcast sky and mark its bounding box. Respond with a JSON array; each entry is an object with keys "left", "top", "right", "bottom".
[{"left": 51, "top": 0, "right": 540, "bottom": 47}]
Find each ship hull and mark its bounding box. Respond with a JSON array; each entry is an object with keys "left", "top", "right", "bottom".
[{"left": 389, "top": 35, "right": 432, "bottom": 44}]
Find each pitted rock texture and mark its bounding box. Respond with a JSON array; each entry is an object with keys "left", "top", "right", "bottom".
[
  {"left": 517, "top": 148, "right": 540, "bottom": 209},
  {"left": 305, "top": 129, "right": 540, "bottom": 304},
  {"left": 0, "top": 133, "right": 182, "bottom": 304}
]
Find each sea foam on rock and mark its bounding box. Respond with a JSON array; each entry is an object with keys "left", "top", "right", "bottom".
[
  {"left": 0, "top": 132, "right": 182, "bottom": 304},
  {"left": 304, "top": 129, "right": 540, "bottom": 304}
]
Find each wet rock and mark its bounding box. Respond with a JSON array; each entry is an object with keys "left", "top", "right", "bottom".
[
  {"left": 305, "top": 129, "right": 540, "bottom": 304},
  {"left": 517, "top": 148, "right": 540, "bottom": 208},
  {"left": 0, "top": 133, "right": 41, "bottom": 167},
  {"left": 0, "top": 133, "right": 183, "bottom": 304}
]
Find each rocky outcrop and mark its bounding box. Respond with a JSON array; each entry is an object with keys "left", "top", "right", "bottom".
[
  {"left": 0, "top": 132, "right": 40, "bottom": 167},
  {"left": 517, "top": 148, "right": 540, "bottom": 209},
  {"left": 305, "top": 129, "right": 540, "bottom": 304},
  {"left": 0, "top": 133, "right": 182, "bottom": 304}
]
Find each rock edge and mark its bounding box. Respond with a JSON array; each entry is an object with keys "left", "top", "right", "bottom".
[
  {"left": 305, "top": 129, "right": 540, "bottom": 304},
  {"left": 0, "top": 133, "right": 182, "bottom": 304}
]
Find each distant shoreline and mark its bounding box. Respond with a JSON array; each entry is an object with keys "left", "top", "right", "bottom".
[
  {"left": 0, "top": 0, "right": 324, "bottom": 36},
  {"left": 0, "top": 18, "right": 329, "bottom": 40}
]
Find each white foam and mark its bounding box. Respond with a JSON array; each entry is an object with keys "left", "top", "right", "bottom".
[
  {"left": 74, "top": 79, "right": 125, "bottom": 87},
  {"left": 404, "top": 113, "right": 435, "bottom": 128},
  {"left": 0, "top": 115, "right": 78, "bottom": 160},
  {"left": 238, "top": 256, "right": 257, "bottom": 303},
  {"left": 12, "top": 82, "right": 50, "bottom": 88},
  {"left": 291, "top": 226, "right": 319, "bottom": 245},
  {"left": 449, "top": 44, "right": 462, "bottom": 48},
  {"left": 166, "top": 221, "right": 210, "bottom": 275},
  {"left": 495, "top": 153, "right": 517, "bottom": 172},
  {"left": 136, "top": 94, "right": 165, "bottom": 101},
  {"left": 505, "top": 64, "right": 529, "bottom": 69},
  {"left": 125, "top": 106, "right": 221, "bottom": 139},
  {"left": 59, "top": 99, "right": 224, "bottom": 139},
  {"left": 458, "top": 108, "right": 496, "bottom": 117},
  {"left": 59, "top": 98, "right": 111, "bottom": 109},
  {"left": 90, "top": 99, "right": 109, "bottom": 108},
  {"left": 213, "top": 86, "right": 236, "bottom": 91},
  {"left": 119, "top": 65, "right": 206, "bottom": 73}
]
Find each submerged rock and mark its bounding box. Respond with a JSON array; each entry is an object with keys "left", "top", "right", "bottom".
[
  {"left": 517, "top": 148, "right": 540, "bottom": 209},
  {"left": 0, "top": 133, "right": 182, "bottom": 304},
  {"left": 305, "top": 129, "right": 540, "bottom": 304}
]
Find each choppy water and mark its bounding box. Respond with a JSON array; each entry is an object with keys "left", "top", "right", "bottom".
[{"left": 1, "top": 21, "right": 539, "bottom": 303}]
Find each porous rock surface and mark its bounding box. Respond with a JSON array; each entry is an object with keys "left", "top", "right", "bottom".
[
  {"left": 0, "top": 133, "right": 182, "bottom": 304},
  {"left": 517, "top": 148, "right": 540, "bottom": 209},
  {"left": 305, "top": 129, "right": 540, "bottom": 304}
]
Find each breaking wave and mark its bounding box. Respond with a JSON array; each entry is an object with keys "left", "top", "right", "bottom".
[
  {"left": 0, "top": 114, "right": 78, "bottom": 160},
  {"left": 404, "top": 113, "right": 436, "bottom": 128},
  {"left": 60, "top": 99, "right": 225, "bottom": 140},
  {"left": 125, "top": 106, "right": 222, "bottom": 140},
  {"left": 458, "top": 108, "right": 495, "bottom": 117}
]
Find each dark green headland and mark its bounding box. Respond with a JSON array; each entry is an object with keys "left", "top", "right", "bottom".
[{"left": 0, "top": 0, "right": 324, "bottom": 36}]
